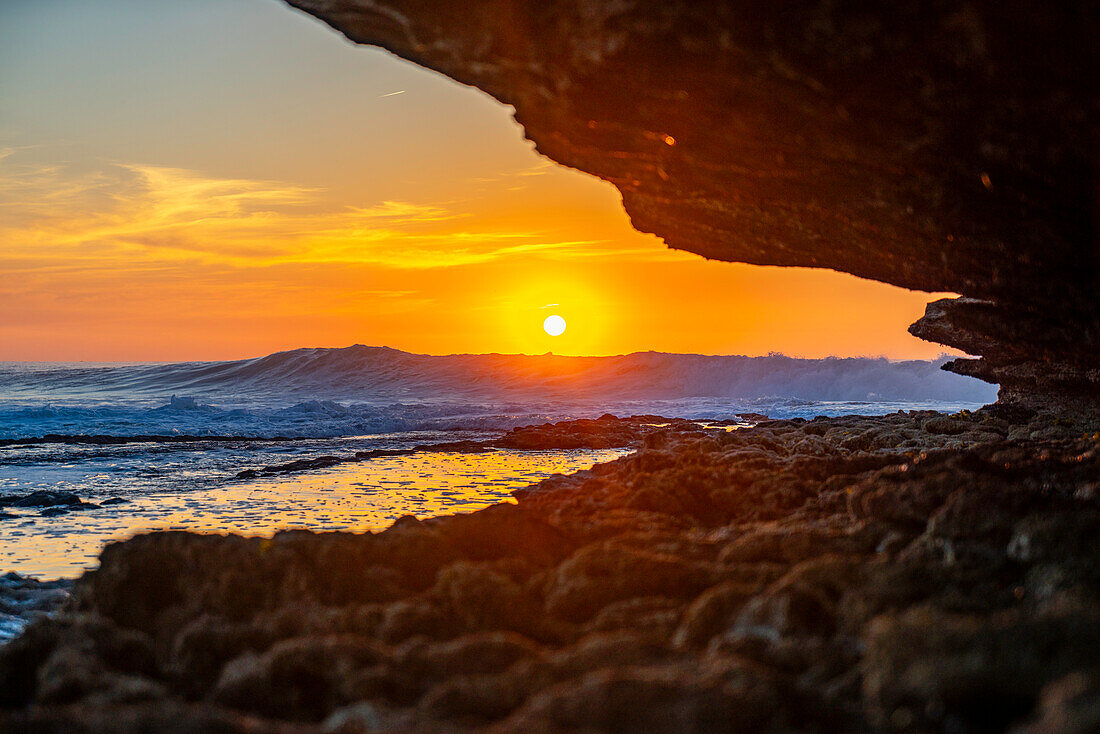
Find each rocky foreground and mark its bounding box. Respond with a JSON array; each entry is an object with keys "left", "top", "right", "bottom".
[{"left": 1, "top": 411, "right": 1098, "bottom": 733}]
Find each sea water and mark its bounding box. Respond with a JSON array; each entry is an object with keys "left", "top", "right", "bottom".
[{"left": 0, "top": 349, "right": 995, "bottom": 578}]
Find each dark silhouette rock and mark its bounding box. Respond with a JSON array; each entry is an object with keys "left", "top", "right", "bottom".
[
  {"left": 2, "top": 491, "right": 83, "bottom": 508},
  {"left": 283, "top": 0, "right": 1100, "bottom": 407}
]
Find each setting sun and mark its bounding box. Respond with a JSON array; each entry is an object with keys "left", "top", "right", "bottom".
[{"left": 543, "top": 314, "right": 567, "bottom": 336}]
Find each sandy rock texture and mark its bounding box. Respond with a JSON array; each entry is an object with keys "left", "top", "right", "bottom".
[{"left": 2, "top": 412, "right": 1098, "bottom": 732}]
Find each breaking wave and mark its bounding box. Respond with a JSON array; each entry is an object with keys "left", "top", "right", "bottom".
[{"left": 0, "top": 345, "right": 997, "bottom": 439}]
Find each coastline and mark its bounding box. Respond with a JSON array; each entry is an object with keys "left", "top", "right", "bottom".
[
  {"left": 0, "top": 417, "right": 671, "bottom": 580},
  {"left": 3, "top": 408, "right": 1097, "bottom": 731}
]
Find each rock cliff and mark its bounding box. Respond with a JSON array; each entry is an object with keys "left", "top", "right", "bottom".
[{"left": 285, "top": 0, "right": 1098, "bottom": 405}]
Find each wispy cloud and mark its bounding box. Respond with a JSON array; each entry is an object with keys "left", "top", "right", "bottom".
[
  {"left": 467, "top": 160, "right": 553, "bottom": 186},
  {"left": 0, "top": 158, "right": 626, "bottom": 271}
]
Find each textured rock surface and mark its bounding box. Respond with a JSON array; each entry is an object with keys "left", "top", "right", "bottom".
[
  {"left": 2, "top": 413, "right": 1098, "bottom": 732},
  {"left": 283, "top": 0, "right": 1099, "bottom": 403}
]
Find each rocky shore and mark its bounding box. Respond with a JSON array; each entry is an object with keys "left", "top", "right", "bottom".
[
  {"left": 236, "top": 415, "right": 728, "bottom": 479},
  {"left": 2, "top": 411, "right": 1097, "bottom": 732}
]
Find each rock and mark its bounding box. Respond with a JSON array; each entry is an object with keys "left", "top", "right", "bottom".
[
  {"left": 585, "top": 596, "right": 683, "bottom": 638},
  {"left": 1013, "top": 671, "right": 1100, "bottom": 734},
  {"left": 169, "top": 616, "right": 274, "bottom": 696},
  {"left": 285, "top": 0, "right": 1100, "bottom": 407},
  {"left": 0, "top": 491, "right": 99, "bottom": 517},
  {"left": 0, "top": 701, "right": 300, "bottom": 733},
  {"left": 0, "top": 615, "right": 158, "bottom": 708},
  {"left": 729, "top": 557, "right": 861, "bottom": 643},
  {"left": 544, "top": 543, "right": 712, "bottom": 623},
  {"left": 376, "top": 600, "right": 454, "bottom": 645},
  {"left": 212, "top": 635, "right": 386, "bottom": 720},
  {"left": 672, "top": 582, "right": 757, "bottom": 649},
  {"left": 495, "top": 416, "right": 660, "bottom": 450},
  {"left": 3, "top": 412, "right": 1099, "bottom": 730},
  {"left": 322, "top": 701, "right": 384, "bottom": 732},
  {"left": 863, "top": 605, "right": 1100, "bottom": 732},
  {"left": 432, "top": 562, "right": 537, "bottom": 634},
  {"left": 4, "top": 491, "right": 84, "bottom": 508},
  {"left": 498, "top": 664, "right": 782, "bottom": 734}
]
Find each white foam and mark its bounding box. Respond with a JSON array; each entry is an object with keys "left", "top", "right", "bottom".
[{"left": 0, "top": 347, "right": 997, "bottom": 440}]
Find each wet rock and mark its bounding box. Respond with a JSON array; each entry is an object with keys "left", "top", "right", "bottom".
[
  {"left": 495, "top": 415, "right": 664, "bottom": 450},
  {"left": 2, "top": 491, "right": 84, "bottom": 508},
  {"left": 234, "top": 415, "right": 655, "bottom": 480}
]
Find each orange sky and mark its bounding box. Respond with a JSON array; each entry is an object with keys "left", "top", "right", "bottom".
[{"left": 0, "top": 0, "right": 955, "bottom": 362}]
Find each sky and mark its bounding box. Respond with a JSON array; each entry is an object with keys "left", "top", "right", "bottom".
[{"left": 0, "top": 0, "right": 956, "bottom": 361}]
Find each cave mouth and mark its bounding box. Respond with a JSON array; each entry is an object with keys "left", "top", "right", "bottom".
[{"left": 284, "top": 0, "right": 1099, "bottom": 411}]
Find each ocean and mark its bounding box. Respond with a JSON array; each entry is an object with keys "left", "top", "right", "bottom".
[{"left": 0, "top": 346, "right": 996, "bottom": 578}]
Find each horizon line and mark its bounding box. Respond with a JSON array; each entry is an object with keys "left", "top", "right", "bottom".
[{"left": 0, "top": 344, "right": 963, "bottom": 365}]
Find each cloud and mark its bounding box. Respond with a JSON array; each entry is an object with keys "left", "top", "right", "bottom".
[
  {"left": 467, "top": 160, "right": 553, "bottom": 186},
  {"left": 0, "top": 156, "right": 632, "bottom": 270}
]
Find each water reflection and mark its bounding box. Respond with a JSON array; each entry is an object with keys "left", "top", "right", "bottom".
[{"left": 0, "top": 448, "right": 628, "bottom": 578}]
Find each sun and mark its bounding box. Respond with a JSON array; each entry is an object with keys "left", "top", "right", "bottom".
[{"left": 543, "top": 314, "right": 567, "bottom": 336}]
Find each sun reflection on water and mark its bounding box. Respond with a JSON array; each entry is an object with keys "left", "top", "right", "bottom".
[{"left": 0, "top": 448, "right": 628, "bottom": 579}]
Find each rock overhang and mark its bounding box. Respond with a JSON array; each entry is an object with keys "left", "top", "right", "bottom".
[{"left": 284, "top": 0, "right": 1099, "bottom": 405}]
